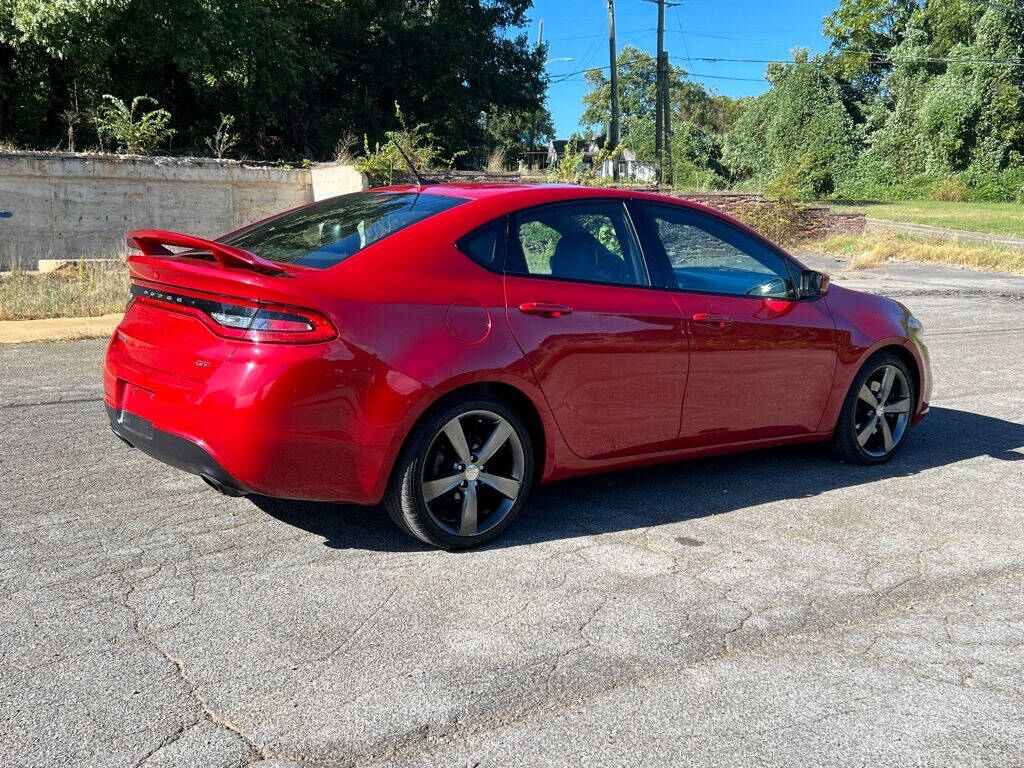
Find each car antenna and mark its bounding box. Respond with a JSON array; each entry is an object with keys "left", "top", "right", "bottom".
[{"left": 393, "top": 140, "right": 435, "bottom": 187}]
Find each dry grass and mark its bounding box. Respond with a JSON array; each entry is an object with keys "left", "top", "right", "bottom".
[
  {"left": 0, "top": 261, "right": 130, "bottom": 320},
  {"left": 486, "top": 147, "right": 509, "bottom": 173},
  {"left": 810, "top": 233, "right": 1024, "bottom": 275}
]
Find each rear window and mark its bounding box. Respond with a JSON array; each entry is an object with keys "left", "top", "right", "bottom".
[{"left": 221, "top": 191, "right": 468, "bottom": 269}]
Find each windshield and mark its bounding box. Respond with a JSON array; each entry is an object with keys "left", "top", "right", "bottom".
[{"left": 221, "top": 190, "right": 468, "bottom": 269}]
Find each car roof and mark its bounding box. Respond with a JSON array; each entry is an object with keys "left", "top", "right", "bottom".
[
  {"left": 372, "top": 182, "right": 574, "bottom": 200},
  {"left": 367, "top": 182, "right": 801, "bottom": 267},
  {"left": 370, "top": 182, "right": 699, "bottom": 207}
]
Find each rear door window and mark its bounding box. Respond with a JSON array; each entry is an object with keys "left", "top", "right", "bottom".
[
  {"left": 222, "top": 191, "right": 467, "bottom": 269},
  {"left": 507, "top": 201, "right": 650, "bottom": 287}
]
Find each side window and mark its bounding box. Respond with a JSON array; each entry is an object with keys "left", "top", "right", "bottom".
[
  {"left": 458, "top": 218, "right": 505, "bottom": 271},
  {"left": 509, "top": 202, "right": 649, "bottom": 287},
  {"left": 643, "top": 205, "right": 795, "bottom": 298}
]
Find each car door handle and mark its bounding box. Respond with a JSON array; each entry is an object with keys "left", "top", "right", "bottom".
[
  {"left": 691, "top": 313, "right": 734, "bottom": 329},
  {"left": 519, "top": 302, "right": 574, "bottom": 318}
]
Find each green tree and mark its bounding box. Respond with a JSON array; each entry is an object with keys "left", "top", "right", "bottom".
[
  {"left": 723, "top": 50, "right": 859, "bottom": 198},
  {"left": 823, "top": 0, "right": 922, "bottom": 92},
  {"left": 579, "top": 45, "right": 740, "bottom": 167},
  {"left": 581, "top": 46, "right": 661, "bottom": 158},
  {"left": 838, "top": 1, "right": 1024, "bottom": 198},
  {"left": 920, "top": 4, "right": 1024, "bottom": 173},
  {"left": 0, "top": 0, "right": 547, "bottom": 163},
  {"left": 483, "top": 105, "right": 555, "bottom": 159}
]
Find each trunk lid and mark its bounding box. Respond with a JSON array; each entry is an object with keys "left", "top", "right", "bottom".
[
  {"left": 116, "top": 230, "right": 314, "bottom": 384},
  {"left": 120, "top": 252, "right": 266, "bottom": 382}
]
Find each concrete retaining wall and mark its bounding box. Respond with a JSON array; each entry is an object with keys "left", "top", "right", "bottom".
[{"left": 0, "top": 152, "right": 366, "bottom": 268}]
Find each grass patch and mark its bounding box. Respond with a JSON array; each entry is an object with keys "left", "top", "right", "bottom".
[
  {"left": 811, "top": 233, "right": 1024, "bottom": 275},
  {"left": 0, "top": 261, "right": 130, "bottom": 320},
  {"left": 831, "top": 200, "right": 1024, "bottom": 239}
]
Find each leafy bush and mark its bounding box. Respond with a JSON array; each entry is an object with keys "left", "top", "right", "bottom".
[
  {"left": 671, "top": 122, "right": 726, "bottom": 191},
  {"left": 94, "top": 95, "right": 175, "bottom": 154},
  {"left": 835, "top": 165, "right": 1024, "bottom": 204},
  {"left": 546, "top": 140, "right": 623, "bottom": 186},
  {"left": 356, "top": 104, "right": 463, "bottom": 184},
  {"left": 930, "top": 176, "right": 969, "bottom": 202},
  {"left": 959, "top": 168, "right": 1024, "bottom": 203},
  {"left": 547, "top": 139, "right": 588, "bottom": 183},
  {"left": 731, "top": 199, "right": 806, "bottom": 246},
  {"left": 205, "top": 114, "right": 239, "bottom": 160}
]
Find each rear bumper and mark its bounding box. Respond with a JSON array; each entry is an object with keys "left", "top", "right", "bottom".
[
  {"left": 103, "top": 324, "right": 434, "bottom": 505},
  {"left": 107, "top": 404, "right": 249, "bottom": 496}
]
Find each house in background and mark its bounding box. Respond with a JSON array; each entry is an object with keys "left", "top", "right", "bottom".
[
  {"left": 518, "top": 138, "right": 657, "bottom": 183},
  {"left": 596, "top": 147, "right": 657, "bottom": 184}
]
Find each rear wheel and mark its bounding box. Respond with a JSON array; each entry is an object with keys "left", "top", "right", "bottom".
[
  {"left": 384, "top": 395, "right": 534, "bottom": 549},
  {"left": 833, "top": 352, "right": 915, "bottom": 465}
]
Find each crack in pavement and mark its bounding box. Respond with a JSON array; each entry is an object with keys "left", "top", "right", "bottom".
[
  {"left": 0, "top": 395, "right": 104, "bottom": 410},
  {"left": 120, "top": 576, "right": 267, "bottom": 767},
  {"left": 284, "top": 563, "right": 1024, "bottom": 768}
]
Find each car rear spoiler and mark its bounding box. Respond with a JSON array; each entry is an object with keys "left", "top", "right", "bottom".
[{"left": 127, "top": 230, "right": 291, "bottom": 277}]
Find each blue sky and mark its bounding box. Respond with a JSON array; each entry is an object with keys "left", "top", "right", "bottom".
[{"left": 517, "top": 0, "right": 838, "bottom": 137}]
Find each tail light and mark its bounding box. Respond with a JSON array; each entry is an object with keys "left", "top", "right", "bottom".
[{"left": 131, "top": 282, "right": 336, "bottom": 343}]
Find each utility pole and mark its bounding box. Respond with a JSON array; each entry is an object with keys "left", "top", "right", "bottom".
[
  {"left": 655, "top": 0, "right": 665, "bottom": 183},
  {"left": 642, "top": 0, "right": 678, "bottom": 184},
  {"left": 661, "top": 50, "right": 672, "bottom": 186},
  {"left": 537, "top": 19, "right": 543, "bottom": 48},
  {"left": 607, "top": 0, "right": 620, "bottom": 161}
]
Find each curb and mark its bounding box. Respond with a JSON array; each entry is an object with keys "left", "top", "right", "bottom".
[{"left": 0, "top": 313, "right": 122, "bottom": 345}]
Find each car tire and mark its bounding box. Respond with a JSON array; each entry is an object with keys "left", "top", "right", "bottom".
[
  {"left": 833, "top": 352, "right": 916, "bottom": 465},
  {"left": 384, "top": 394, "right": 535, "bottom": 549}
]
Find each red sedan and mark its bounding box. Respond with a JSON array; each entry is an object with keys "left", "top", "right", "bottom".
[{"left": 105, "top": 184, "right": 931, "bottom": 548}]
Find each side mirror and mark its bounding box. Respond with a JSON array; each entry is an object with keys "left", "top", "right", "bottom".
[{"left": 799, "top": 270, "right": 830, "bottom": 299}]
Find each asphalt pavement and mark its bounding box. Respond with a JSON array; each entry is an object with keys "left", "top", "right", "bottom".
[{"left": 2, "top": 257, "right": 1023, "bottom": 767}]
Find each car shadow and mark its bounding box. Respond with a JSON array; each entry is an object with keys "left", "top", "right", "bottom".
[{"left": 251, "top": 406, "right": 1024, "bottom": 552}]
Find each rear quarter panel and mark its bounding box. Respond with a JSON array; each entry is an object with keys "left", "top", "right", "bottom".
[{"left": 319, "top": 200, "right": 568, "bottom": 488}]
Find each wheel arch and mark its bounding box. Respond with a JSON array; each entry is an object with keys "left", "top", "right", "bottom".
[
  {"left": 875, "top": 343, "right": 920, "bottom": 398},
  {"left": 818, "top": 337, "right": 925, "bottom": 434},
  {"left": 388, "top": 379, "right": 552, "bottom": 492}
]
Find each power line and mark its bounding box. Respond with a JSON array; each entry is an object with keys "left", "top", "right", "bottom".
[
  {"left": 546, "top": 64, "right": 768, "bottom": 86},
  {"left": 844, "top": 49, "right": 1024, "bottom": 66},
  {"left": 667, "top": 52, "right": 1024, "bottom": 67},
  {"left": 684, "top": 72, "right": 767, "bottom": 82},
  {"left": 674, "top": 7, "right": 694, "bottom": 67},
  {"left": 546, "top": 27, "right": 658, "bottom": 42}
]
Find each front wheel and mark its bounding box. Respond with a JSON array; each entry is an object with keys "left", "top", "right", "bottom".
[
  {"left": 384, "top": 395, "right": 535, "bottom": 549},
  {"left": 833, "top": 352, "right": 915, "bottom": 465}
]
